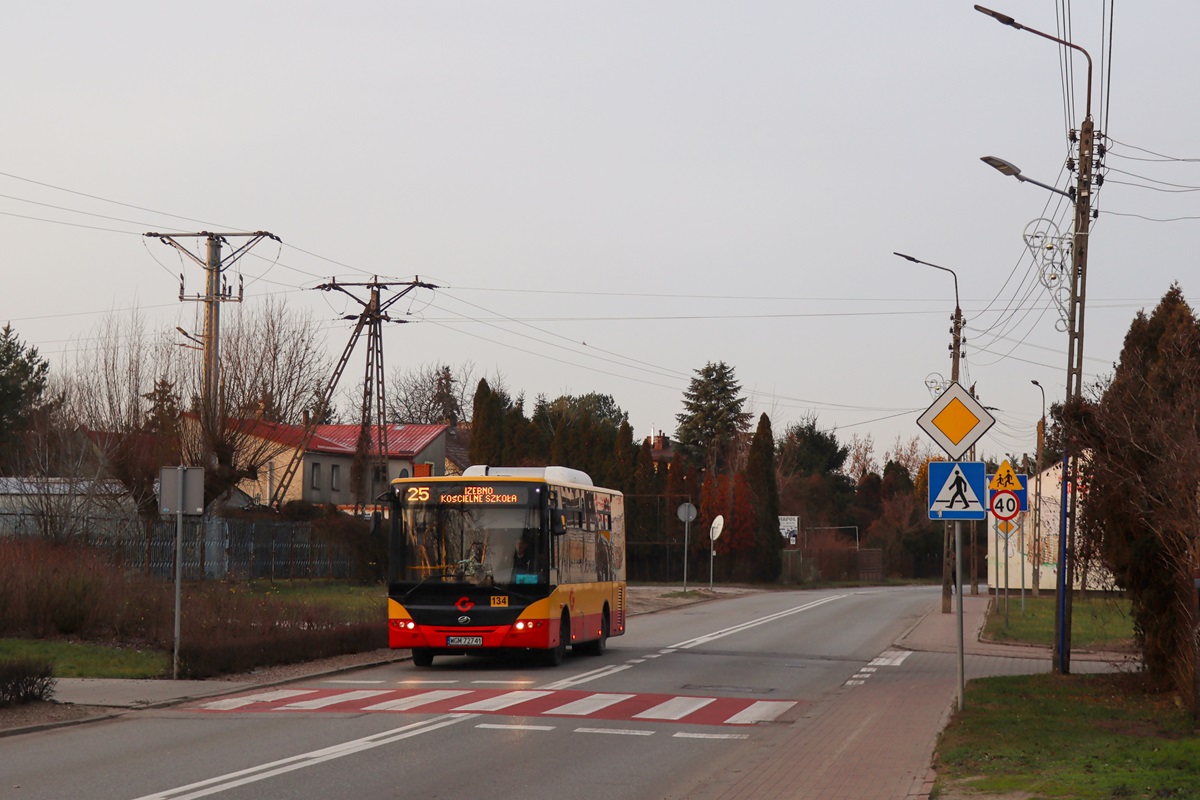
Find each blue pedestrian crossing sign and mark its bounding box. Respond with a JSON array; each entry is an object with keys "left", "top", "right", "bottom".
[{"left": 928, "top": 461, "right": 987, "bottom": 521}]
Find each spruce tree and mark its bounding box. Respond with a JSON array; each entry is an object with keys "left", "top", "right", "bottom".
[
  {"left": 674, "top": 361, "right": 752, "bottom": 474},
  {"left": 0, "top": 325, "right": 50, "bottom": 471}
]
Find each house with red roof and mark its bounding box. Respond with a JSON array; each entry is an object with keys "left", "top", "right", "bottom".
[{"left": 240, "top": 421, "right": 450, "bottom": 508}]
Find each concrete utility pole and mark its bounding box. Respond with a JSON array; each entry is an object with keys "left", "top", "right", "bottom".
[
  {"left": 145, "top": 230, "right": 279, "bottom": 467},
  {"left": 976, "top": 4, "right": 1096, "bottom": 674},
  {"left": 1057, "top": 102, "right": 1095, "bottom": 677}
]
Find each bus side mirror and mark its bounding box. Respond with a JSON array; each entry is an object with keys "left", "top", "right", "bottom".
[{"left": 551, "top": 509, "right": 567, "bottom": 536}]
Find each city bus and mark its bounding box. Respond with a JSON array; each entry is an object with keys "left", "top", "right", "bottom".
[{"left": 386, "top": 465, "right": 626, "bottom": 667}]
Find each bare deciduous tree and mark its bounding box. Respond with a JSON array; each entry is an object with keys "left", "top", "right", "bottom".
[{"left": 386, "top": 362, "right": 476, "bottom": 424}]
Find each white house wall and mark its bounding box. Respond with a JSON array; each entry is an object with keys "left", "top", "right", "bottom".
[{"left": 987, "top": 461, "right": 1114, "bottom": 593}]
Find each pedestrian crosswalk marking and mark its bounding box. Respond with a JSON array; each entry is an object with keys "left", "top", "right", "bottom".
[
  {"left": 276, "top": 690, "right": 392, "bottom": 710},
  {"left": 546, "top": 693, "right": 635, "bottom": 716},
  {"left": 869, "top": 649, "right": 911, "bottom": 667},
  {"left": 200, "top": 689, "right": 317, "bottom": 711},
  {"left": 633, "top": 696, "right": 715, "bottom": 721},
  {"left": 194, "top": 687, "right": 799, "bottom": 727},
  {"left": 722, "top": 701, "right": 797, "bottom": 725},
  {"left": 453, "top": 690, "right": 553, "bottom": 712},
  {"left": 363, "top": 690, "right": 471, "bottom": 711}
]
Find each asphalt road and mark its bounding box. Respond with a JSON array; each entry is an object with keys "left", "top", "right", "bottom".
[{"left": 2, "top": 586, "right": 938, "bottom": 800}]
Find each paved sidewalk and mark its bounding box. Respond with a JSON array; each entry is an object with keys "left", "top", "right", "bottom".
[{"left": 675, "top": 592, "right": 1133, "bottom": 800}]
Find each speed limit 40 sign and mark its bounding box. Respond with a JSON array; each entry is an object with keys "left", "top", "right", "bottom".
[{"left": 990, "top": 490, "right": 1020, "bottom": 521}]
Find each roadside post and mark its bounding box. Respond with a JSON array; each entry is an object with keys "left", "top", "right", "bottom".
[
  {"left": 160, "top": 466, "right": 205, "bottom": 680},
  {"left": 988, "top": 461, "right": 1029, "bottom": 620},
  {"left": 991, "top": 489, "right": 1020, "bottom": 626},
  {"left": 709, "top": 515, "right": 724, "bottom": 591},
  {"left": 677, "top": 502, "right": 697, "bottom": 593},
  {"left": 918, "top": 382, "right": 995, "bottom": 711}
]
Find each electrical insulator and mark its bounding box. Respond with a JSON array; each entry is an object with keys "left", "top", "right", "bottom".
[
  {"left": 1066, "top": 158, "right": 1075, "bottom": 172},
  {"left": 1069, "top": 129, "right": 1078, "bottom": 143},
  {"left": 1096, "top": 174, "right": 1104, "bottom": 186}
]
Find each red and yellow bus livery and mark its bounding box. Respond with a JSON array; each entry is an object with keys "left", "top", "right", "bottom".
[{"left": 387, "top": 466, "right": 626, "bottom": 667}]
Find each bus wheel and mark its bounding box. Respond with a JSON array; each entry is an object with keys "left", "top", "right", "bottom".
[
  {"left": 411, "top": 648, "right": 434, "bottom": 667},
  {"left": 544, "top": 614, "right": 569, "bottom": 666},
  {"left": 581, "top": 611, "right": 609, "bottom": 656}
]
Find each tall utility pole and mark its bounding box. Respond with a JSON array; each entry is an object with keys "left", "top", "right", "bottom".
[
  {"left": 1057, "top": 90, "right": 1095, "bottom": 677},
  {"left": 1031, "top": 379, "right": 1046, "bottom": 598},
  {"left": 268, "top": 276, "right": 439, "bottom": 511},
  {"left": 146, "top": 231, "right": 279, "bottom": 467},
  {"left": 976, "top": 4, "right": 1096, "bottom": 674},
  {"left": 894, "top": 252, "right": 963, "bottom": 615}
]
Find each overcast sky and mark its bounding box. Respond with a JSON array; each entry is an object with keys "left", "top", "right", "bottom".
[{"left": 5, "top": 1, "right": 1197, "bottom": 466}]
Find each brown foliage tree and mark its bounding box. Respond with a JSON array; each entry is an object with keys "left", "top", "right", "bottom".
[{"left": 1078, "top": 285, "right": 1200, "bottom": 714}]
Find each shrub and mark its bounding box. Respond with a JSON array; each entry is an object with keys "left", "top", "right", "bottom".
[
  {"left": 0, "top": 539, "right": 166, "bottom": 640},
  {"left": 0, "top": 658, "right": 56, "bottom": 706},
  {"left": 177, "top": 623, "right": 385, "bottom": 678}
]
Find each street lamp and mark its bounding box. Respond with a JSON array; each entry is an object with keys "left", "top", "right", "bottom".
[
  {"left": 978, "top": 4, "right": 1095, "bottom": 675},
  {"left": 893, "top": 253, "right": 962, "bottom": 384},
  {"left": 980, "top": 156, "right": 1075, "bottom": 201},
  {"left": 894, "top": 250, "right": 970, "bottom": 711},
  {"left": 894, "top": 252, "right": 963, "bottom": 616},
  {"left": 1030, "top": 380, "right": 1046, "bottom": 598}
]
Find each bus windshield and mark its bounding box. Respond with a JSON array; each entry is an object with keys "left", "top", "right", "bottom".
[{"left": 393, "top": 501, "right": 546, "bottom": 587}]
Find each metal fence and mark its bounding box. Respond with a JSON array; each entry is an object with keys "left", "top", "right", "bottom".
[
  {"left": 132, "top": 518, "right": 357, "bottom": 580},
  {"left": 3, "top": 512, "right": 359, "bottom": 581}
]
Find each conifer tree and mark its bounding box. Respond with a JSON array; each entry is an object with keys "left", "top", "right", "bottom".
[
  {"left": 469, "top": 379, "right": 505, "bottom": 465},
  {"left": 744, "top": 413, "right": 782, "bottom": 581},
  {"left": 725, "top": 473, "right": 758, "bottom": 581},
  {"left": 674, "top": 361, "right": 752, "bottom": 474},
  {"left": 0, "top": 325, "right": 50, "bottom": 470}
]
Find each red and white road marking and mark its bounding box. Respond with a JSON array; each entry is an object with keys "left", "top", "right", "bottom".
[{"left": 192, "top": 687, "right": 799, "bottom": 727}]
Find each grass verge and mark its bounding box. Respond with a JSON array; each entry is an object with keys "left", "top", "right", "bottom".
[
  {"left": 982, "top": 594, "right": 1134, "bottom": 649},
  {"left": 0, "top": 639, "right": 168, "bottom": 679},
  {"left": 935, "top": 672, "right": 1199, "bottom": 799},
  {"left": 237, "top": 580, "right": 386, "bottom": 616}
]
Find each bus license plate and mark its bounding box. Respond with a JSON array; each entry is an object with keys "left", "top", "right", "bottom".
[{"left": 446, "top": 636, "right": 483, "bottom": 647}]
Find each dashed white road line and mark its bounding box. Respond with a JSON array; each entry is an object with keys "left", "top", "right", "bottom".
[
  {"left": 477, "top": 723, "right": 556, "bottom": 731},
  {"left": 674, "top": 732, "right": 750, "bottom": 740},
  {"left": 575, "top": 727, "right": 655, "bottom": 736}
]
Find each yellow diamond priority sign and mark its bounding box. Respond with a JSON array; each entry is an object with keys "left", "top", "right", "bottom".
[{"left": 917, "top": 382, "right": 995, "bottom": 460}]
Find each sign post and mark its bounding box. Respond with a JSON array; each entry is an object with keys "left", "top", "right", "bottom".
[
  {"left": 990, "top": 489, "right": 1020, "bottom": 626},
  {"left": 160, "top": 466, "right": 204, "bottom": 680},
  {"left": 918, "top": 382, "right": 994, "bottom": 714},
  {"left": 677, "top": 502, "right": 697, "bottom": 593},
  {"left": 709, "top": 515, "right": 724, "bottom": 590}
]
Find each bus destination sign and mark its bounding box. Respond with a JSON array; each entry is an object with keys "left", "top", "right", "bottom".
[{"left": 404, "top": 484, "right": 529, "bottom": 505}]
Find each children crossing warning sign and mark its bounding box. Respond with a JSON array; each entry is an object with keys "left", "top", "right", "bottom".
[{"left": 928, "top": 461, "right": 987, "bottom": 521}]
